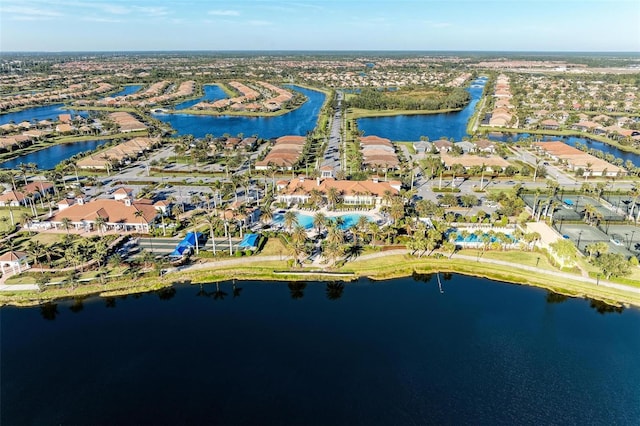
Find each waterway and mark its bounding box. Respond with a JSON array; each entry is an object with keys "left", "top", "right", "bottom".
[
  {"left": 356, "top": 83, "right": 485, "bottom": 141},
  {"left": 0, "top": 139, "right": 108, "bottom": 170},
  {"left": 152, "top": 85, "right": 325, "bottom": 139},
  {"left": 488, "top": 133, "right": 640, "bottom": 167},
  {"left": 106, "top": 84, "right": 142, "bottom": 98},
  {"left": 174, "top": 84, "right": 227, "bottom": 110},
  {"left": 0, "top": 104, "right": 88, "bottom": 126},
  {"left": 1, "top": 275, "right": 638, "bottom": 425}
]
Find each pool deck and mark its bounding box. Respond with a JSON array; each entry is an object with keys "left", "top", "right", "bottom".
[{"left": 288, "top": 206, "right": 385, "bottom": 221}]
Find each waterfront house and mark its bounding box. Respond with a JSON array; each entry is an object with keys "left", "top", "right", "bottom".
[{"left": 533, "top": 141, "right": 626, "bottom": 177}]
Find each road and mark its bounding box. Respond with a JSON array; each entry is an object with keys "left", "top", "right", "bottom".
[{"left": 320, "top": 91, "right": 343, "bottom": 175}]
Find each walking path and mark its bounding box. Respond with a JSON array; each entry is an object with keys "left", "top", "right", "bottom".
[
  {"left": 346, "top": 249, "right": 640, "bottom": 295},
  {"left": 2, "top": 249, "right": 639, "bottom": 300}
]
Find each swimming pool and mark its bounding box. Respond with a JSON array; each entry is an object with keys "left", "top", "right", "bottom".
[{"left": 272, "top": 212, "right": 372, "bottom": 230}]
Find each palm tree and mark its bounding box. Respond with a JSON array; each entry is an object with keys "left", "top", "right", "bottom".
[
  {"left": 323, "top": 241, "right": 343, "bottom": 267},
  {"left": 326, "top": 187, "right": 341, "bottom": 210},
  {"left": 368, "top": 222, "right": 381, "bottom": 245},
  {"left": 224, "top": 219, "right": 233, "bottom": 256},
  {"left": 205, "top": 214, "right": 220, "bottom": 255},
  {"left": 283, "top": 210, "right": 298, "bottom": 233},
  {"left": 61, "top": 217, "right": 72, "bottom": 234},
  {"left": 188, "top": 216, "right": 201, "bottom": 255},
  {"left": 134, "top": 210, "right": 146, "bottom": 234},
  {"left": 27, "top": 240, "right": 46, "bottom": 270},
  {"left": 261, "top": 207, "right": 273, "bottom": 225},
  {"left": 94, "top": 216, "right": 107, "bottom": 236},
  {"left": 309, "top": 189, "right": 324, "bottom": 207},
  {"left": 291, "top": 225, "right": 307, "bottom": 246}
]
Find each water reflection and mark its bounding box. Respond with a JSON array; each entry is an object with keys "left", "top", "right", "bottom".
[
  {"left": 158, "top": 287, "right": 177, "bottom": 301},
  {"left": 589, "top": 299, "right": 624, "bottom": 314},
  {"left": 195, "top": 282, "right": 234, "bottom": 300},
  {"left": 326, "top": 282, "right": 345, "bottom": 300},
  {"left": 546, "top": 291, "right": 569, "bottom": 304},
  {"left": 69, "top": 298, "right": 85, "bottom": 313},
  {"left": 288, "top": 281, "right": 306, "bottom": 300},
  {"left": 40, "top": 302, "right": 59, "bottom": 320}
]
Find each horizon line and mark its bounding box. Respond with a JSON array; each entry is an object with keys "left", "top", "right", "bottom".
[{"left": 2, "top": 49, "right": 640, "bottom": 57}]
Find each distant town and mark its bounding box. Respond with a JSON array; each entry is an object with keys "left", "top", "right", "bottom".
[{"left": 1, "top": 52, "right": 640, "bottom": 307}]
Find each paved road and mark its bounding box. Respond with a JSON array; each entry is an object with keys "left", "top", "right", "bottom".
[{"left": 321, "top": 91, "right": 343, "bottom": 175}]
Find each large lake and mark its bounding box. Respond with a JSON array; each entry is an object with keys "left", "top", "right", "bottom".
[
  {"left": 2, "top": 275, "right": 638, "bottom": 425},
  {"left": 174, "top": 84, "right": 227, "bottom": 110},
  {"left": 356, "top": 83, "right": 485, "bottom": 141},
  {"left": 107, "top": 84, "right": 142, "bottom": 98},
  {"left": 152, "top": 85, "right": 326, "bottom": 139},
  {"left": 0, "top": 104, "right": 88, "bottom": 126},
  {"left": 0, "top": 139, "right": 108, "bottom": 170}
]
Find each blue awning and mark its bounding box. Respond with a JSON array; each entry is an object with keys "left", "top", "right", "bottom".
[{"left": 238, "top": 233, "right": 259, "bottom": 249}]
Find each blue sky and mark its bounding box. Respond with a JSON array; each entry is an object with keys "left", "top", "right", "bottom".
[{"left": 1, "top": 0, "right": 639, "bottom": 52}]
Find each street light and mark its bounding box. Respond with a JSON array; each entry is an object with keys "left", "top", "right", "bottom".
[
  {"left": 577, "top": 230, "right": 583, "bottom": 249},
  {"left": 631, "top": 230, "right": 636, "bottom": 250}
]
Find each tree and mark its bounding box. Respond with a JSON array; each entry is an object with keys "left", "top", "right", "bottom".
[
  {"left": 61, "top": 217, "right": 73, "bottom": 234},
  {"left": 94, "top": 216, "right": 107, "bottom": 237},
  {"left": 283, "top": 210, "right": 298, "bottom": 233},
  {"left": 326, "top": 187, "right": 341, "bottom": 209},
  {"left": 134, "top": 210, "right": 146, "bottom": 234},
  {"left": 550, "top": 239, "right": 578, "bottom": 268},
  {"left": 585, "top": 242, "right": 608, "bottom": 261},
  {"left": 460, "top": 194, "right": 478, "bottom": 208},
  {"left": 205, "top": 214, "right": 220, "bottom": 255},
  {"left": 593, "top": 253, "right": 631, "bottom": 279},
  {"left": 313, "top": 212, "right": 327, "bottom": 233},
  {"left": 188, "top": 216, "right": 201, "bottom": 255}
]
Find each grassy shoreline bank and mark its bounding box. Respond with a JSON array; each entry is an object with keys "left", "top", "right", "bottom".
[{"left": 2, "top": 254, "right": 639, "bottom": 309}]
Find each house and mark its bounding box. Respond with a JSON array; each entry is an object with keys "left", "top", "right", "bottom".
[
  {"left": 58, "top": 114, "right": 72, "bottom": 123},
  {"left": 455, "top": 141, "right": 475, "bottom": 154},
  {"left": 433, "top": 139, "right": 454, "bottom": 152},
  {"left": 277, "top": 177, "right": 401, "bottom": 206},
  {"left": 540, "top": 119, "right": 560, "bottom": 130},
  {"left": 112, "top": 187, "right": 134, "bottom": 200},
  {"left": 533, "top": 141, "right": 626, "bottom": 177},
  {"left": 320, "top": 165, "right": 335, "bottom": 178},
  {"left": 440, "top": 153, "right": 510, "bottom": 173},
  {"left": 474, "top": 139, "right": 497, "bottom": 154},
  {"left": 23, "top": 181, "right": 54, "bottom": 197},
  {"left": 55, "top": 123, "right": 74, "bottom": 134},
  {"left": 0, "top": 190, "right": 28, "bottom": 207},
  {"left": 46, "top": 198, "right": 159, "bottom": 233},
  {"left": 0, "top": 251, "right": 30, "bottom": 276},
  {"left": 255, "top": 135, "right": 306, "bottom": 170}
]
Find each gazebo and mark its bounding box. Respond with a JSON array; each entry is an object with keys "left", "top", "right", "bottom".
[{"left": 0, "top": 251, "right": 30, "bottom": 276}]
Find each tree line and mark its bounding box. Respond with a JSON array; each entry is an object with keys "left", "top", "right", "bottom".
[{"left": 345, "top": 87, "right": 471, "bottom": 111}]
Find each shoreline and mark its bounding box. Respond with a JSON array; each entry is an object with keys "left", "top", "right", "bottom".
[
  {"left": 2, "top": 251, "right": 639, "bottom": 310},
  {"left": 477, "top": 126, "right": 640, "bottom": 155}
]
